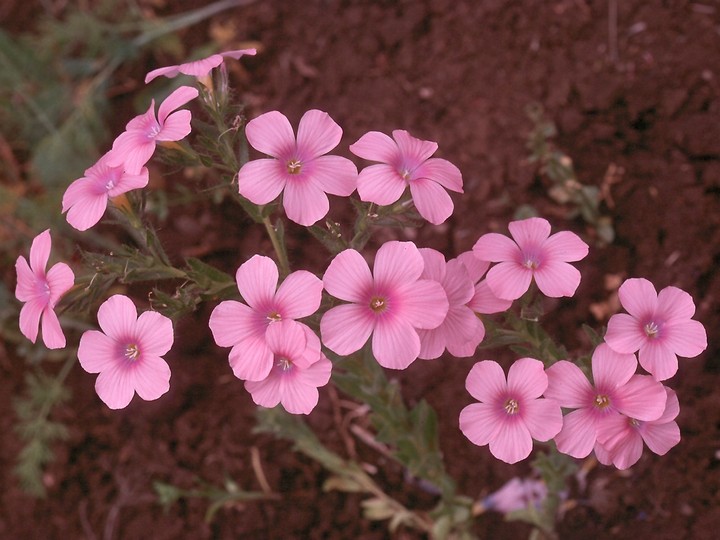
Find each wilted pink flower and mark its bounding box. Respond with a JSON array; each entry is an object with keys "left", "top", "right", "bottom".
[
  {"left": 473, "top": 217, "right": 589, "bottom": 301},
  {"left": 78, "top": 295, "right": 173, "bottom": 409},
  {"left": 320, "top": 241, "right": 448, "bottom": 369},
  {"left": 594, "top": 387, "right": 681, "bottom": 469},
  {"left": 456, "top": 251, "right": 513, "bottom": 315},
  {"left": 459, "top": 358, "right": 562, "bottom": 464},
  {"left": 244, "top": 320, "right": 332, "bottom": 414},
  {"left": 416, "top": 248, "right": 483, "bottom": 359},
  {"left": 108, "top": 85, "right": 199, "bottom": 174},
  {"left": 237, "top": 109, "right": 357, "bottom": 226},
  {"left": 144, "top": 48, "right": 257, "bottom": 83},
  {"left": 604, "top": 278, "right": 707, "bottom": 381},
  {"left": 545, "top": 343, "right": 667, "bottom": 458},
  {"left": 349, "top": 129, "right": 463, "bottom": 225},
  {"left": 485, "top": 477, "right": 548, "bottom": 513},
  {"left": 15, "top": 230, "right": 74, "bottom": 349},
  {"left": 209, "top": 255, "right": 322, "bottom": 381},
  {"left": 62, "top": 151, "right": 149, "bottom": 231}
]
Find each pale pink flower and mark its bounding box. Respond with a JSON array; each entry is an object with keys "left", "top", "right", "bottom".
[
  {"left": 244, "top": 320, "right": 332, "bottom": 414},
  {"left": 472, "top": 217, "right": 589, "bottom": 301},
  {"left": 456, "top": 251, "right": 513, "bottom": 315},
  {"left": 459, "top": 358, "right": 562, "bottom": 464},
  {"left": 485, "top": 477, "right": 548, "bottom": 513},
  {"left": 108, "top": 86, "right": 199, "bottom": 174},
  {"left": 237, "top": 109, "right": 357, "bottom": 226},
  {"left": 209, "top": 255, "right": 323, "bottom": 381},
  {"left": 349, "top": 129, "right": 463, "bottom": 225},
  {"left": 78, "top": 295, "right": 173, "bottom": 409},
  {"left": 604, "top": 278, "right": 707, "bottom": 381},
  {"left": 594, "top": 387, "right": 681, "bottom": 469},
  {"left": 544, "top": 343, "right": 667, "bottom": 458},
  {"left": 15, "top": 230, "right": 74, "bottom": 349},
  {"left": 416, "top": 248, "right": 483, "bottom": 359},
  {"left": 62, "top": 151, "right": 149, "bottom": 231},
  {"left": 320, "top": 241, "right": 448, "bottom": 369},
  {"left": 144, "top": 48, "right": 257, "bottom": 83}
]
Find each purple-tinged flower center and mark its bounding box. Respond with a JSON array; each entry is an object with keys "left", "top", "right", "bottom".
[
  {"left": 267, "top": 310, "right": 282, "bottom": 322},
  {"left": 276, "top": 357, "right": 293, "bottom": 371},
  {"left": 504, "top": 398, "right": 519, "bottom": 415},
  {"left": 287, "top": 159, "right": 302, "bottom": 175},
  {"left": 147, "top": 123, "right": 162, "bottom": 139},
  {"left": 124, "top": 343, "right": 140, "bottom": 361},
  {"left": 629, "top": 418, "right": 641, "bottom": 428},
  {"left": 36, "top": 280, "right": 51, "bottom": 300},
  {"left": 644, "top": 321, "right": 660, "bottom": 338},
  {"left": 593, "top": 394, "right": 611, "bottom": 409},
  {"left": 369, "top": 296, "right": 388, "bottom": 313},
  {"left": 399, "top": 167, "right": 412, "bottom": 181}
]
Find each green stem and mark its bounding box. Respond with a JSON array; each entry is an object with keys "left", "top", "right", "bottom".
[{"left": 262, "top": 216, "right": 290, "bottom": 277}]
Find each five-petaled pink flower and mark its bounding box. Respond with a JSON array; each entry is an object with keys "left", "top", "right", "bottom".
[
  {"left": 459, "top": 358, "right": 563, "bottom": 464},
  {"left": 62, "top": 151, "right": 150, "bottom": 231},
  {"left": 78, "top": 295, "right": 173, "bottom": 409},
  {"left": 108, "top": 85, "right": 199, "bottom": 174},
  {"left": 320, "top": 241, "right": 449, "bottom": 370},
  {"left": 416, "top": 248, "right": 484, "bottom": 359},
  {"left": 604, "top": 278, "right": 707, "bottom": 381},
  {"left": 15, "top": 230, "right": 75, "bottom": 349},
  {"left": 594, "top": 387, "right": 681, "bottom": 469},
  {"left": 144, "top": 48, "right": 257, "bottom": 83},
  {"left": 349, "top": 129, "right": 463, "bottom": 225},
  {"left": 544, "top": 343, "right": 667, "bottom": 458},
  {"left": 209, "top": 255, "right": 323, "bottom": 381},
  {"left": 237, "top": 109, "right": 358, "bottom": 226},
  {"left": 473, "top": 217, "right": 589, "bottom": 301},
  {"left": 244, "top": 320, "right": 332, "bottom": 414}
]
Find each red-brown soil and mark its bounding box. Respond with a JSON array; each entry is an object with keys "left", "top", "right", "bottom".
[{"left": 2, "top": 1, "right": 720, "bottom": 539}]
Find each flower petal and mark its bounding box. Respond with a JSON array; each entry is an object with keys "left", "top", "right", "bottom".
[
  {"left": 40, "top": 306, "right": 66, "bottom": 349},
  {"left": 237, "top": 159, "right": 288, "bottom": 205},
  {"left": 156, "top": 109, "right": 193, "bottom": 142},
  {"left": 228, "top": 335, "right": 273, "bottom": 381},
  {"left": 398, "top": 278, "right": 449, "bottom": 330},
  {"left": 349, "top": 131, "right": 399, "bottom": 163},
  {"left": 614, "top": 375, "right": 667, "bottom": 421},
  {"left": 308, "top": 155, "right": 357, "bottom": 196},
  {"left": 19, "top": 300, "right": 43, "bottom": 343},
  {"left": 157, "top": 86, "right": 198, "bottom": 125},
  {"left": 282, "top": 176, "right": 329, "bottom": 225},
  {"left": 15, "top": 256, "right": 36, "bottom": 302},
  {"left": 132, "top": 355, "right": 171, "bottom": 401},
  {"left": 508, "top": 218, "right": 551, "bottom": 251},
  {"left": 356, "top": 163, "right": 406, "bottom": 205},
  {"left": 323, "top": 249, "right": 373, "bottom": 303},
  {"left": 640, "top": 421, "right": 680, "bottom": 456},
  {"left": 467, "top": 280, "right": 513, "bottom": 314},
  {"left": 373, "top": 241, "right": 423, "bottom": 291},
  {"left": 97, "top": 295, "right": 138, "bottom": 341},
  {"left": 618, "top": 278, "right": 658, "bottom": 319},
  {"left": 46, "top": 262, "right": 75, "bottom": 305},
  {"left": 656, "top": 286, "right": 696, "bottom": 321},
  {"left": 412, "top": 157, "right": 463, "bottom": 192},
  {"left": 29, "top": 229, "right": 51, "bottom": 274},
  {"left": 95, "top": 364, "right": 136, "bottom": 409},
  {"left": 209, "top": 300, "right": 264, "bottom": 347},
  {"left": 392, "top": 130, "right": 438, "bottom": 165},
  {"left": 296, "top": 109, "right": 342, "bottom": 159},
  {"left": 274, "top": 270, "right": 323, "bottom": 319},
  {"left": 605, "top": 313, "right": 646, "bottom": 354},
  {"left": 245, "top": 372, "right": 282, "bottom": 408},
  {"left": 459, "top": 402, "right": 503, "bottom": 447},
  {"left": 521, "top": 398, "right": 562, "bottom": 441},
  {"left": 638, "top": 341, "right": 678, "bottom": 381},
  {"left": 473, "top": 233, "right": 521, "bottom": 263},
  {"left": 662, "top": 319, "right": 707, "bottom": 358},
  {"left": 591, "top": 343, "right": 637, "bottom": 391},
  {"left": 136, "top": 310, "right": 174, "bottom": 356},
  {"left": 465, "top": 360, "right": 507, "bottom": 403},
  {"left": 553, "top": 408, "right": 598, "bottom": 458},
  {"left": 489, "top": 418, "right": 533, "bottom": 464},
  {"left": 507, "top": 358, "right": 548, "bottom": 400},
  {"left": 533, "top": 261, "right": 581, "bottom": 298},
  {"left": 246, "top": 110, "right": 296, "bottom": 159},
  {"left": 78, "top": 330, "right": 117, "bottom": 373},
  {"left": 144, "top": 65, "right": 181, "bottom": 83},
  {"left": 372, "top": 316, "right": 420, "bottom": 369},
  {"left": 236, "top": 255, "right": 278, "bottom": 311},
  {"left": 542, "top": 231, "right": 589, "bottom": 262},
  {"left": 320, "top": 303, "right": 374, "bottom": 356},
  {"left": 486, "top": 262, "right": 533, "bottom": 301},
  {"left": 545, "top": 360, "right": 593, "bottom": 408},
  {"left": 408, "top": 177, "right": 454, "bottom": 225}
]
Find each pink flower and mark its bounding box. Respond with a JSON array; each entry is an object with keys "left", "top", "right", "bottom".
[
  {"left": 108, "top": 86, "right": 199, "bottom": 174},
  {"left": 144, "top": 48, "right": 257, "bottom": 83},
  {"left": 62, "top": 151, "right": 149, "bottom": 231},
  {"left": 416, "top": 248, "right": 484, "bottom": 359},
  {"left": 78, "top": 295, "right": 173, "bottom": 409},
  {"left": 604, "top": 278, "right": 707, "bottom": 381},
  {"left": 594, "top": 387, "right": 681, "bottom": 469},
  {"left": 244, "top": 320, "right": 332, "bottom": 414},
  {"left": 456, "top": 251, "right": 513, "bottom": 314},
  {"left": 349, "top": 129, "right": 463, "bottom": 225},
  {"left": 209, "top": 255, "right": 323, "bottom": 381},
  {"left": 320, "top": 241, "right": 449, "bottom": 369},
  {"left": 459, "top": 358, "right": 563, "bottom": 464},
  {"left": 472, "top": 217, "right": 589, "bottom": 301},
  {"left": 544, "top": 343, "right": 667, "bottom": 458},
  {"left": 485, "top": 477, "right": 548, "bottom": 513},
  {"left": 15, "top": 230, "right": 74, "bottom": 349},
  {"left": 237, "top": 109, "right": 357, "bottom": 226}
]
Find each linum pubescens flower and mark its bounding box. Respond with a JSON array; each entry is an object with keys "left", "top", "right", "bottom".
[
  {"left": 604, "top": 278, "right": 707, "bottom": 381},
  {"left": 62, "top": 150, "right": 149, "bottom": 231},
  {"left": 473, "top": 217, "right": 589, "bottom": 301},
  {"left": 78, "top": 295, "right": 174, "bottom": 409},
  {"left": 144, "top": 48, "right": 257, "bottom": 84},
  {"left": 349, "top": 129, "right": 463, "bottom": 225},
  {"left": 321, "top": 241, "right": 449, "bottom": 369},
  {"left": 237, "top": 109, "right": 358, "bottom": 226},
  {"left": 15, "top": 230, "right": 75, "bottom": 349},
  {"left": 108, "top": 85, "right": 199, "bottom": 175}
]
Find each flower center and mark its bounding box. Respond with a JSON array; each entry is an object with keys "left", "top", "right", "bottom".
[
  {"left": 644, "top": 321, "right": 660, "bottom": 338},
  {"left": 147, "top": 123, "right": 161, "bottom": 139},
  {"left": 124, "top": 343, "right": 140, "bottom": 361},
  {"left": 105, "top": 178, "right": 116, "bottom": 191},
  {"left": 276, "top": 357, "right": 293, "bottom": 371},
  {"left": 287, "top": 159, "right": 302, "bottom": 175},
  {"left": 522, "top": 257, "right": 539, "bottom": 270},
  {"left": 504, "top": 398, "right": 519, "bottom": 415},
  {"left": 594, "top": 394, "right": 611, "bottom": 409},
  {"left": 400, "top": 167, "right": 412, "bottom": 181},
  {"left": 267, "top": 311, "right": 282, "bottom": 322},
  {"left": 369, "top": 296, "right": 387, "bottom": 313}
]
